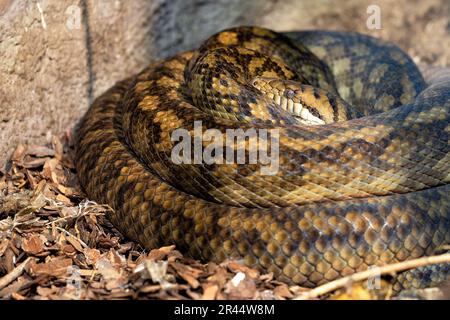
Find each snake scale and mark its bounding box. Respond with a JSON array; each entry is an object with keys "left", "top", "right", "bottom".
[{"left": 75, "top": 26, "right": 450, "bottom": 291}]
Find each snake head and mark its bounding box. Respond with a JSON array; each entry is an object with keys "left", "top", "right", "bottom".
[{"left": 251, "top": 77, "right": 352, "bottom": 125}]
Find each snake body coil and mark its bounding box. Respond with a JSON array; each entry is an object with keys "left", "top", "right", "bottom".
[{"left": 76, "top": 27, "right": 450, "bottom": 290}]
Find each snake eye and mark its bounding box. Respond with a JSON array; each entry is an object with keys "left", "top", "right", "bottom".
[{"left": 220, "top": 78, "right": 229, "bottom": 87}]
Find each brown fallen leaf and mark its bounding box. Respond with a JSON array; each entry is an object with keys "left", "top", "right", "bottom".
[
  {"left": 139, "top": 284, "right": 162, "bottom": 294},
  {"left": 29, "top": 257, "right": 73, "bottom": 277},
  {"left": 11, "top": 292, "right": 26, "bottom": 300},
  {"left": 201, "top": 283, "right": 219, "bottom": 300},
  {"left": 171, "top": 262, "right": 201, "bottom": 289},
  {"left": 56, "top": 184, "right": 81, "bottom": 198},
  {"left": 147, "top": 245, "right": 177, "bottom": 261},
  {"left": 84, "top": 248, "right": 101, "bottom": 265},
  {"left": 24, "top": 170, "right": 38, "bottom": 189},
  {"left": 61, "top": 244, "right": 77, "bottom": 256},
  {"left": 22, "top": 157, "right": 50, "bottom": 169},
  {"left": 36, "top": 285, "right": 60, "bottom": 298},
  {"left": 10, "top": 144, "right": 27, "bottom": 164},
  {"left": 27, "top": 146, "right": 56, "bottom": 158},
  {"left": 0, "top": 238, "right": 10, "bottom": 257},
  {"left": 64, "top": 232, "right": 85, "bottom": 252},
  {"left": 56, "top": 194, "right": 72, "bottom": 205},
  {"left": 21, "top": 234, "right": 45, "bottom": 255},
  {"left": 273, "top": 284, "right": 294, "bottom": 299},
  {"left": 42, "top": 158, "right": 60, "bottom": 184},
  {"left": 52, "top": 136, "right": 64, "bottom": 161},
  {"left": 226, "top": 260, "right": 260, "bottom": 279},
  {"left": 206, "top": 265, "right": 228, "bottom": 288}
]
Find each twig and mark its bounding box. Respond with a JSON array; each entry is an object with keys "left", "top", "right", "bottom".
[
  {"left": 294, "top": 253, "right": 450, "bottom": 300},
  {"left": 0, "top": 258, "right": 32, "bottom": 291}
]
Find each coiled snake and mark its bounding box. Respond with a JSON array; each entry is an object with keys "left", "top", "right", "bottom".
[{"left": 75, "top": 27, "right": 450, "bottom": 291}]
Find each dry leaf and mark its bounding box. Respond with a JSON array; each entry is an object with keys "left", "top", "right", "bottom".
[
  {"left": 10, "top": 144, "right": 27, "bottom": 164},
  {"left": 171, "top": 262, "right": 203, "bottom": 289},
  {"left": 27, "top": 146, "right": 55, "bottom": 158},
  {"left": 227, "top": 261, "right": 260, "bottom": 279},
  {"left": 29, "top": 257, "right": 73, "bottom": 277},
  {"left": 0, "top": 239, "right": 10, "bottom": 257},
  {"left": 21, "top": 234, "right": 45, "bottom": 255},
  {"left": 84, "top": 248, "right": 101, "bottom": 265},
  {"left": 201, "top": 284, "right": 219, "bottom": 300},
  {"left": 273, "top": 284, "right": 294, "bottom": 299},
  {"left": 22, "top": 157, "right": 50, "bottom": 169},
  {"left": 147, "top": 245, "right": 177, "bottom": 261}
]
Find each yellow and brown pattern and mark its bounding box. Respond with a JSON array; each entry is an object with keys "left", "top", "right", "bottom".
[{"left": 75, "top": 26, "right": 450, "bottom": 291}]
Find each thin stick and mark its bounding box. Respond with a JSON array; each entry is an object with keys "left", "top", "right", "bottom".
[
  {"left": 0, "top": 258, "right": 32, "bottom": 291},
  {"left": 294, "top": 253, "right": 450, "bottom": 300}
]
